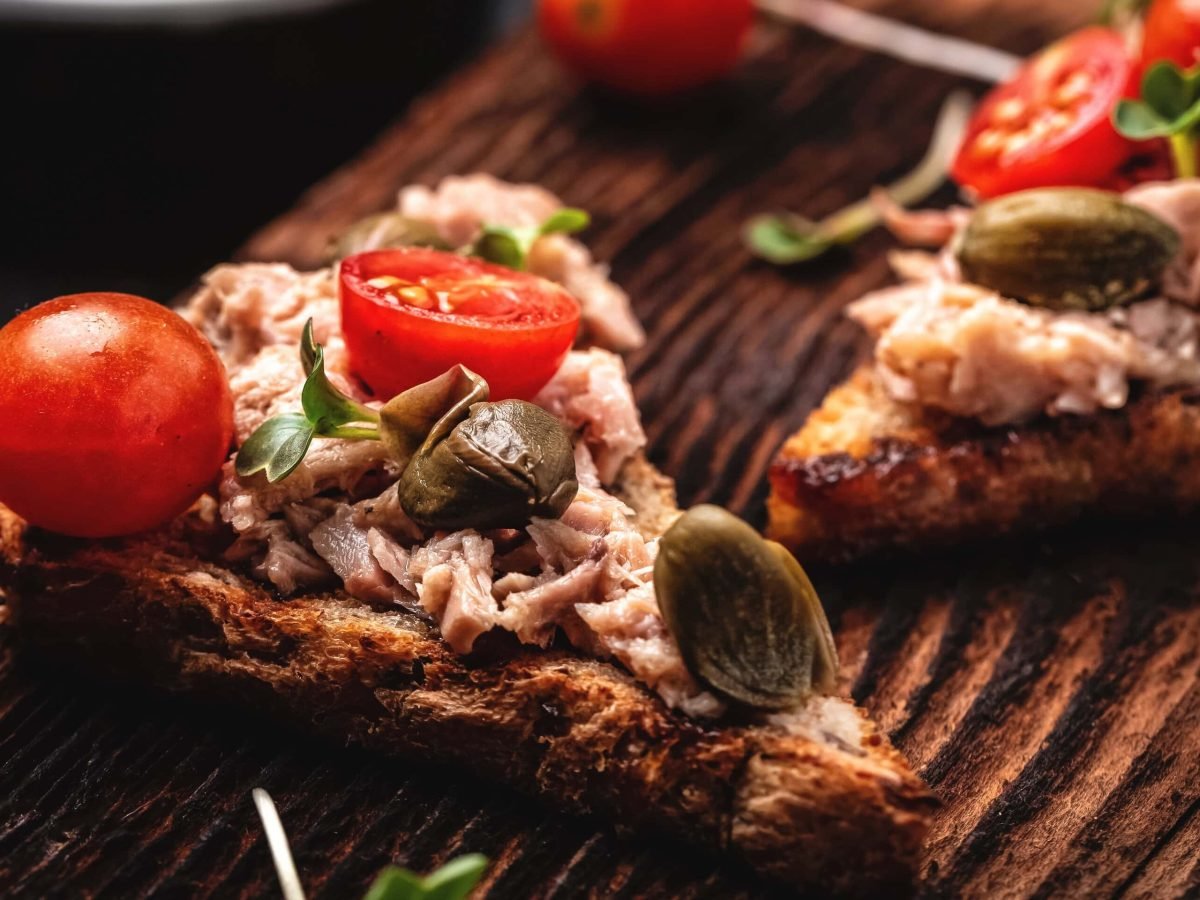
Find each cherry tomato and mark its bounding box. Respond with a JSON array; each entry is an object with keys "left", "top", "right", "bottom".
[
  {"left": 340, "top": 248, "right": 581, "bottom": 402},
  {"left": 951, "top": 28, "right": 1137, "bottom": 199},
  {"left": 0, "top": 293, "right": 234, "bottom": 537},
  {"left": 537, "top": 0, "right": 754, "bottom": 96},
  {"left": 1141, "top": 0, "right": 1200, "bottom": 72}
]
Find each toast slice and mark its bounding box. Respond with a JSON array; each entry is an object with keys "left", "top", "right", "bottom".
[
  {"left": 768, "top": 365, "right": 1200, "bottom": 561},
  {"left": 0, "top": 175, "right": 935, "bottom": 893},
  {"left": 0, "top": 458, "right": 934, "bottom": 896}
]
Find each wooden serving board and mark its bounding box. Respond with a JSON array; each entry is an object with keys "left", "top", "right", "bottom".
[{"left": 5, "top": 3, "right": 1199, "bottom": 897}]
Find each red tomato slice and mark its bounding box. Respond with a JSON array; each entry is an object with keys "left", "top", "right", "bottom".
[
  {"left": 340, "top": 248, "right": 581, "bottom": 402},
  {"left": 1141, "top": 0, "right": 1200, "bottom": 72},
  {"left": 951, "top": 28, "right": 1137, "bottom": 199},
  {"left": 537, "top": 0, "right": 753, "bottom": 96}
]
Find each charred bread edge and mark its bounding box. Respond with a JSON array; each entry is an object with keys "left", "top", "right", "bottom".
[
  {"left": 768, "top": 366, "right": 1200, "bottom": 562},
  {"left": 0, "top": 462, "right": 933, "bottom": 896}
]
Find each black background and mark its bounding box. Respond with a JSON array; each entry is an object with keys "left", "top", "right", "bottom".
[{"left": 0, "top": 0, "right": 530, "bottom": 318}]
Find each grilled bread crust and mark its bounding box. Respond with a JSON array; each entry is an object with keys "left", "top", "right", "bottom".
[
  {"left": 769, "top": 366, "right": 1200, "bottom": 561},
  {"left": 0, "top": 458, "right": 934, "bottom": 897}
]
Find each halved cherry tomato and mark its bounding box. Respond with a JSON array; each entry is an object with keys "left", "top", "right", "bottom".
[
  {"left": 340, "top": 248, "right": 581, "bottom": 402},
  {"left": 537, "top": 0, "right": 754, "bottom": 96},
  {"left": 0, "top": 293, "right": 234, "bottom": 537},
  {"left": 1141, "top": 0, "right": 1200, "bottom": 72},
  {"left": 951, "top": 28, "right": 1137, "bottom": 199}
]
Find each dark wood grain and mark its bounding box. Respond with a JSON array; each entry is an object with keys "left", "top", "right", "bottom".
[{"left": 9, "top": 3, "right": 1198, "bottom": 898}]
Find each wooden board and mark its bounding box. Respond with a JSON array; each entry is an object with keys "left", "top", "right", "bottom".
[{"left": 7, "top": 3, "right": 1200, "bottom": 898}]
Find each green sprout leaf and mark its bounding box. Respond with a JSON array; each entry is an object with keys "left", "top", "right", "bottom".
[
  {"left": 472, "top": 225, "right": 527, "bottom": 269},
  {"left": 537, "top": 207, "right": 590, "bottom": 236},
  {"left": 364, "top": 855, "right": 488, "bottom": 900},
  {"left": 1113, "top": 61, "right": 1200, "bottom": 178},
  {"left": 235, "top": 414, "right": 316, "bottom": 483},
  {"left": 237, "top": 319, "right": 382, "bottom": 483},
  {"left": 300, "top": 318, "right": 320, "bottom": 376},
  {"left": 1143, "top": 62, "right": 1197, "bottom": 120},
  {"left": 362, "top": 868, "right": 425, "bottom": 900},
  {"left": 1114, "top": 98, "right": 1176, "bottom": 140},
  {"left": 471, "top": 207, "right": 590, "bottom": 270},
  {"left": 419, "top": 854, "right": 489, "bottom": 900},
  {"left": 745, "top": 90, "right": 971, "bottom": 265},
  {"left": 743, "top": 214, "right": 832, "bottom": 265}
]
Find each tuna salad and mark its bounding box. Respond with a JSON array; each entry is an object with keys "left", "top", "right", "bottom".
[
  {"left": 850, "top": 182, "right": 1200, "bottom": 426},
  {"left": 185, "top": 212, "right": 847, "bottom": 739},
  {"left": 186, "top": 261, "right": 730, "bottom": 718}
]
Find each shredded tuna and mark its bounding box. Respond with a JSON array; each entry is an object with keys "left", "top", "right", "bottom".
[
  {"left": 415, "top": 534, "right": 498, "bottom": 654},
  {"left": 872, "top": 188, "right": 972, "bottom": 248},
  {"left": 575, "top": 584, "right": 725, "bottom": 719},
  {"left": 500, "top": 555, "right": 606, "bottom": 646},
  {"left": 535, "top": 349, "right": 646, "bottom": 483},
  {"left": 766, "top": 696, "right": 865, "bottom": 753},
  {"left": 218, "top": 440, "right": 396, "bottom": 533},
  {"left": 185, "top": 263, "right": 343, "bottom": 367},
  {"left": 225, "top": 519, "right": 332, "bottom": 595},
  {"left": 888, "top": 249, "right": 958, "bottom": 284},
  {"left": 1126, "top": 180, "right": 1200, "bottom": 307},
  {"left": 281, "top": 498, "right": 340, "bottom": 540},
  {"left": 853, "top": 181, "right": 1200, "bottom": 425},
  {"left": 396, "top": 174, "right": 645, "bottom": 351},
  {"left": 310, "top": 506, "right": 398, "bottom": 604},
  {"left": 367, "top": 528, "right": 414, "bottom": 594},
  {"left": 850, "top": 279, "right": 1200, "bottom": 424},
  {"left": 526, "top": 235, "right": 646, "bottom": 352},
  {"left": 399, "top": 174, "right": 561, "bottom": 247}
]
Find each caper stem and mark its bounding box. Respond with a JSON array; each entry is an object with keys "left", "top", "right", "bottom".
[{"left": 1170, "top": 132, "right": 1198, "bottom": 180}]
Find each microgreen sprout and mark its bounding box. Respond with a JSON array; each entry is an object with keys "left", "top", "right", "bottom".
[
  {"left": 252, "top": 789, "right": 488, "bottom": 900},
  {"left": 744, "top": 90, "right": 972, "bottom": 265},
  {"left": 471, "top": 207, "right": 591, "bottom": 270},
  {"left": 1114, "top": 61, "right": 1200, "bottom": 179},
  {"left": 235, "top": 320, "right": 382, "bottom": 483}
]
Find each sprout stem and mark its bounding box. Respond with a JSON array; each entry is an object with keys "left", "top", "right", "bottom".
[
  {"left": 323, "top": 424, "right": 382, "bottom": 441},
  {"left": 252, "top": 789, "right": 307, "bottom": 900},
  {"left": 744, "top": 90, "right": 972, "bottom": 264},
  {"left": 1170, "top": 132, "right": 1198, "bottom": 179}
]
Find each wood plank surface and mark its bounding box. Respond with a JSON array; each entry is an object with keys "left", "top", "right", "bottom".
[{"left": 9, "top": 3, "right": 1200, "bottom": 898}]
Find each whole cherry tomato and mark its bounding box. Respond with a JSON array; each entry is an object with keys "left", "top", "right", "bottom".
[
  {"left": 951, "top": 28, "right": 1137, "bottom": 198},
  {"left": 537, "top": 0, "right": 754, "bottom": 96},
  {"left": 0, "top": 294, "right": 234, "bottom": 537},
  {"left": 1141, "top": 0, "right": 1200, "bottom": 72},
  {"left": 339, "top": 248, "right": 581, "bottom": 402}
]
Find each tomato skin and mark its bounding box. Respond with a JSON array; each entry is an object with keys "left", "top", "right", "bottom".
[
  {"left": 1141, "top": 0, "right": 1200, "bottom": 72},
  {"left": 0, "top": 294, "right": 234, "bottom": 537},
  {"left": 951, "top": 28, "right": 1137, "bottom": 199},
  {"left": 537, "top": 0, "right": 754, "bottom": 96},
  {"left": 340, "top": 249, "right": 581, "bottom": 402}
]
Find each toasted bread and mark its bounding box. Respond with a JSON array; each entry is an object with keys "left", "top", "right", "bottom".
[
  {"left": 768, "top": 365, "right": 1200, "bottom": 561},
  {"left": 0, "top": 454, "right": 935, "bottom": 897}
]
